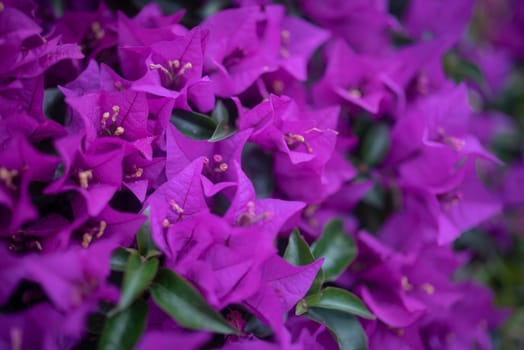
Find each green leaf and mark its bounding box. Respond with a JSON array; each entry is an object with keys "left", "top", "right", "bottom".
[
  {"left": 170, "top": 108, "right": 217, "bottom": 140},
  {"left": 284, "top": 229, "right": 315, "bottom": 265},
  {"left": 311, "top": 220, "right": 357, "bottom": 281},
  {"left": 296, "top": 293, "right": 321, "bottom": 316},
  {"left": 115, "top": 251, "right": 159, "bottom": 313},
  {"left": 298, "top": 287, "right": 375, "bottom": 319},
  {"left": 136, "top": 218, "right": 161, "bottom": 259},
  {"left": 99, "top": 299, "right": 148, "bottom": 350},
  {"left": 241, "top": 142, "right": 274, "bottom": 199},
  {"left": 305, "top": 308, "right": 368, "bottom": 350},
  {"left": 209, "top": 100, "right": 236, "bottom": 142},
  {"left": 132, "top": 0, "right": 182, "bottom": 14},
  {"left": 284, "top": 229, "right": 324, "bottom": 294},
  {"left": 51, "top": 0, "right": 64, "bottom": 17},
  {"left": 443, "top": 52, "right": 486, "bottom": 88},
  {"left": 86, "top": 312, "right": 106, "bottom": 335},
  {"left": 110, "top": 248, "right": 133, "bottom": 272},
  {"left": 360, "top": 123, "right": 390, "bottom": 166},
  {"left": 361, "top": 182, "right": 385, "bottom": 209},
  {"left": 151, "top": 268, "right": 238, "bottom": 334},
  {"left": 245, "top": 315, "right": 274, "bottom": 339}
]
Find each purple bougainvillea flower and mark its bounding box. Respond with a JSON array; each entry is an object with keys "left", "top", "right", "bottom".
[
  {"left": 488, "top": 0, "right": 524, "bottom": 60},
  {"left": 52, "top": 3, "right": 117, "bottom": 61},
  {"left": 0, "top": 238, "right": 118, "bottom": 317},
  {"left": 436, "top": 162, "right": 502, "bottom": 245},
  {"left": 260, "top": 69, "right": 309, "bottom": 105},
  {"left": 155, "top": 212, "right": 275, "bottom": 308},
  {"left": 122, "top": 151, "right": 165, "bottom": 202},
  {"left": 364, "top": 320, "right": 424, "bottom": 350},
  {"left": 45, "top": 134, "right": 124, "bottom": 217},
  {"left": 238, "top": 94, "right": 355, "bottom": 202},
  {"left": 2, "top": 211, "right": 72, "bottom": 256},
  {"left": 224, "top": 161, "right": 305, "bottom": 236},
  {"left": 127, "top": 28, "right": 214, "bottom": 112},
  {"left": 0, "top": 74, "right": 45, "bottom": 120},
  {"left": 233, "top": 0, "right": 271, "bottom": 7},
  {"left": 0, "top": 1, "right": 83, "bottom": 78},
  {"left": 376, "top": 186, "right": 441, "bottom": 251},
  {"left": 299, "top": 0, "right": 398, "bottom": 54},
  {"left": 418, "top": 282, "right": 508, "bottom": 350},
  {"left": 0, "top": 302, "right": 85, "bottom": 350},
  {"left": 354, "top": 233, "right": 446, "bottom": 328},
  {"left": 469, "top": 110, "right": 516, "bottom": 146},
  {"left": 239, "top": 95, "right": 338, "bottom": 167},
  {"left": 117, "top": 4, "right": 186, "bottom": 77},
  {"left": 312, "top": 40, "right": 394, "bottom": 115},
  {"left": 201, "top": 6, "right": 283, "bottom": 97},
  {"left": 132, "top": 2, "right": 185, "bottom": 29},
  {"left": 382, "top": 39, "right": 452, "bottom": 111},
  {"left": 45, "top": 199, "right": 145, "bottom": 252},
  {"left": 357, "top": 280, "right": 426, "bottom": 329},
  {"left": 499, "top": 160, "right": 524, "bottom": 207},
  {"left": 187, "top": 223, "right": 276, "bottom": 308},
  {"left": 352, "top": 220, "right": 507, "bottom": 349},
  {"left": 65, "top": 89, "right": 152, "bottom": 147},
  {"left": 277, "top": 16, "right": 329, "bottom": 81},
  {"left": 224, "top": 316, "right": 328, "bottom": 349},
  {"left": 404, "top": 0, "right": 475, "bottom": 43},
  {"left": 420, "top": 86, "right": 500, "bottom": 162},
  {"left": 1, "top": 36, "right": 83, "bottom": 79},
  {"left": 0, "top": 1, "right": 84, "bottom": 79},
  {"left": 59, "top": 59, "right": 104, "bottom": 97},
  {"left": 0, "top": 1, "right": 41, "bottom": 43},
  {"left": 300, "top": 180, "right": 373, "bottom": 237},
  {"left": 274, "top": 148, "right": 356, "bottom": 204},
  {"left": 388, "top": 85, "right": 500, "bottom": 193},
  {"left": 148, "top": 158, "right": 209, "bottom": 253},
  {"left": 222, "top": 331, "right": 325, "bottom": 350},
  {"left": 221, "top": 339, "right": 284, "bottom": 350},
  {"left": 130, "top": 27, "right": 208, "bottom": 92},
  {"left": 117, "top": 4, "right": 185, "bottom": 49},
  {"left": 460, "top": 43, "right": 512, "bottom": 97},
  {"left": 136, "top": 329, "right": 210, "bottom": 350},
  {"left": 0, "top": 135, "right": 60, "bottom": 238},
  {"left": 165, "top": 124, "right": 251, "bottom": 196},
  {"left": 244, "top": 255, "right": 324, "bottom": 347},
  {"left": 286, "top": 317, "right": 336, "bottom": 350},
  {"left": 60, "top": 60, "right": 131, "bottom": 98},
  {"left": 0, "top": 74, "right": 65, "bottom": 144},
  {"left": 0, "top": 0, "right": 512, "bottom": 347}
]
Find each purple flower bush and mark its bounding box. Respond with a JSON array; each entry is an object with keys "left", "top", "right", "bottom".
[{"left": 1, "top": 0, "right": 523, "bottom": 349}]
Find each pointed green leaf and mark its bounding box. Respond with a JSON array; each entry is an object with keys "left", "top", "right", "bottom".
[
  {"left": 170, "top": 108, "right": 217, "bottom": 140},
  {"left": 209, "top": 100, "right": 236, "bottom": 142},
  {"left": 300, "top": 287, "right": 374, "bottom": 319},
  {"left": 99, "top": 299, "right": 148, "bottom": 350},
  {"left": 361, "top": 123, "right": 390, "bottom": 166},
  {"left": 110, "top": 247, "right": 133, "bottom": 272},
  {"left": 151, "top": 268, "right": 238, "bottom": 334},
  {"left": 284, "top": 229, "right": 324, "bottom": 294},
  {"left": 136, "top": 218, "right": 161, "bottom": 258},
  {"left": 241, "top": 142, "right": 274, "bottom": 198},
  {"left": 296, "top": 293, "right": 321, "bottom": 316},
  {"left": 305, "top": 308, "right": 368, "bottom": 350},
  {"left": 51, "top": 0, "right": 64, "bottom": 17},
  {"left": 443, "top": 52, "right": 486, "bottom": 87},
  {"left": 115, "top": 252, "right": 158, "bottom": 313},
  {"left": 311, "top": 220, "right": 357, "bottom": 281},
  {"left": 284, "top": 229, "right": 315, "bottom": 265},
  {"left": 245, "top": 315, "right": 274, "bottom": 339}
]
